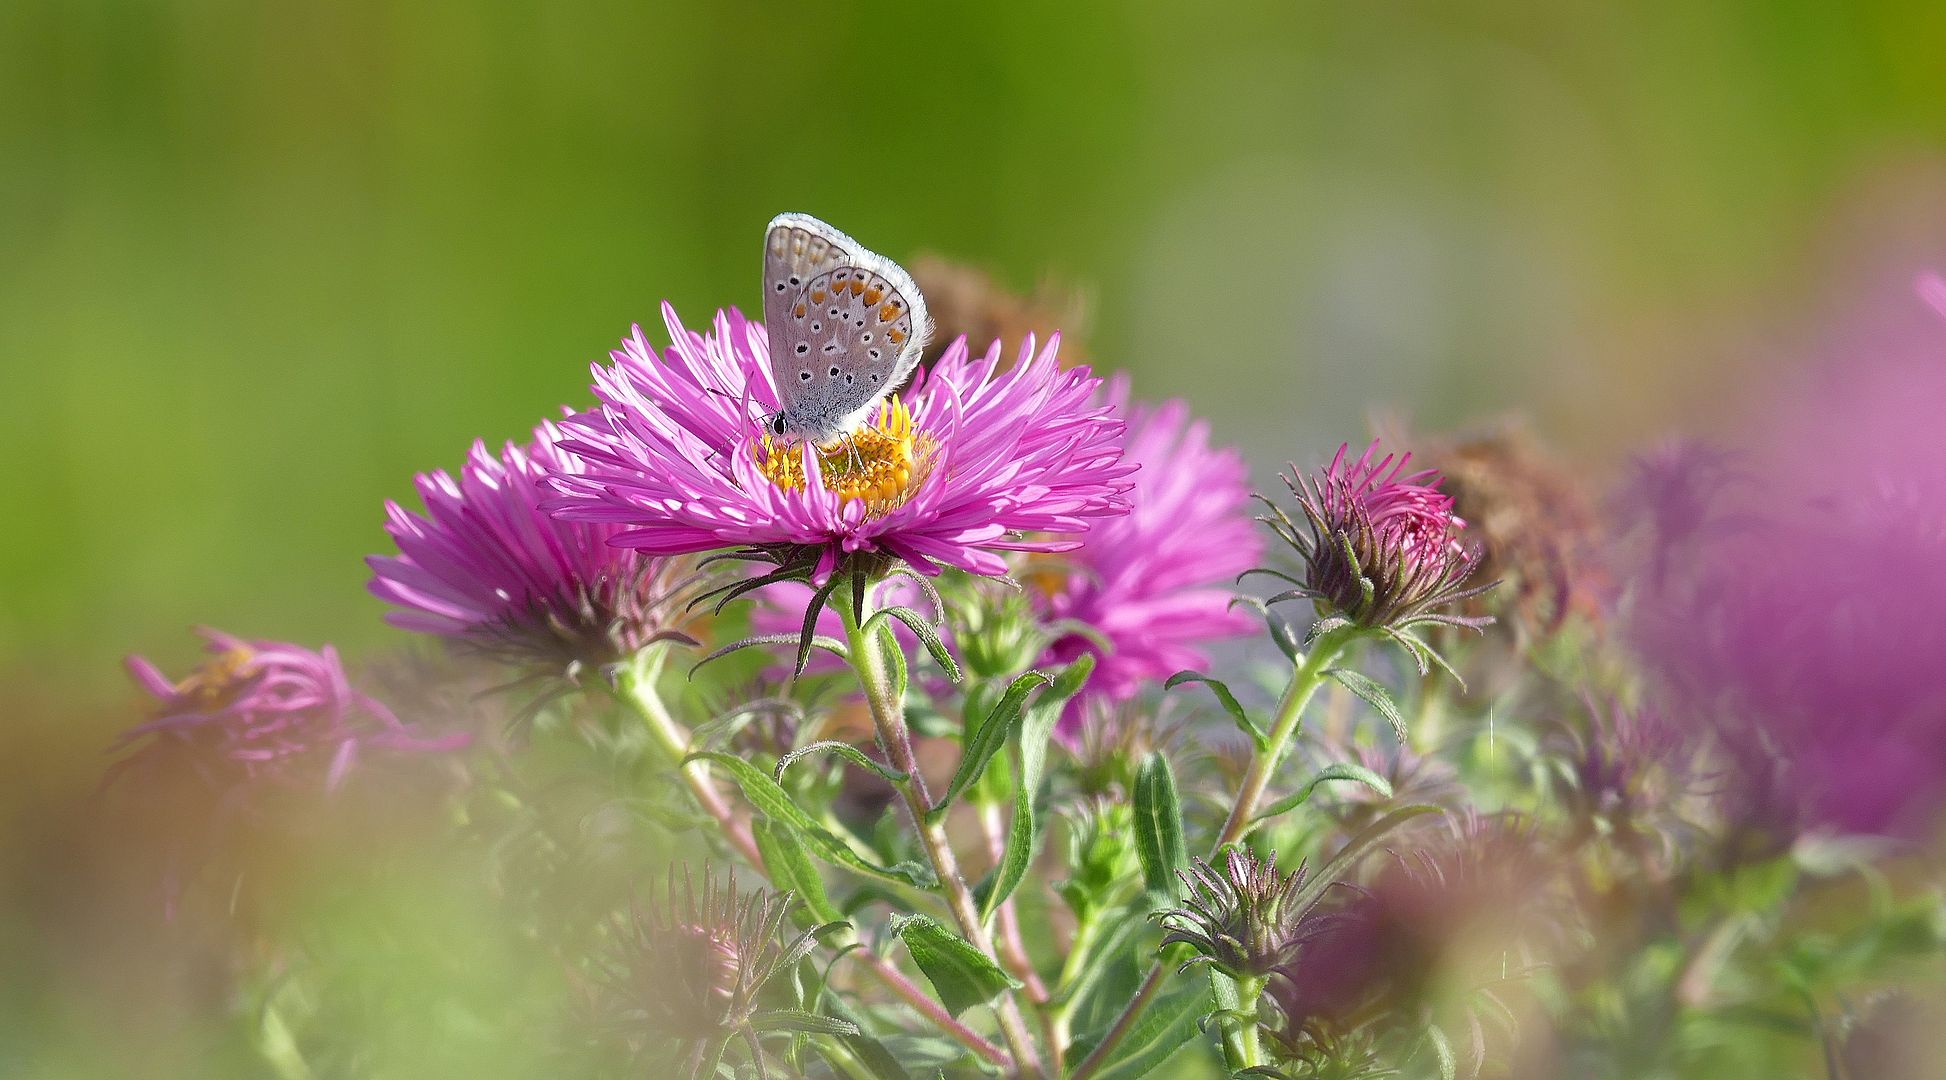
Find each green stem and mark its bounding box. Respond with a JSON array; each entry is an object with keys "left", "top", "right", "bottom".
[
  {"left": 838, "top": 596, "right": 1048, "bottom": 1078},
  {"left": 612, "top": 648, "right": 1011, "bottom": 1070},
  {"left": 1073, "top": 629, "right": 1359, "bottom": 1080},
  {"left": 1215, "top": 627, "right": 1357, "bottom": 846},
  {"left": 1218, "top": 975, "right": 1266, "bottom": 1071}
]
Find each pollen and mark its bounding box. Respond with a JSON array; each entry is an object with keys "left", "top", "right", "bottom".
[
  {"left": 172, "top": 646, "right": 256, "bottom": 710},
  {"left": 754, "top": 396, "right": 935, "bottom": 517}
]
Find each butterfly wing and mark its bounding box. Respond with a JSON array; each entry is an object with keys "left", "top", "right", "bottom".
[
  {"left": 764, "top": 214, "right": 852, "bottom": 385},
  {"left": 763, "top": 213, "right": 932, "bottom": 443}
]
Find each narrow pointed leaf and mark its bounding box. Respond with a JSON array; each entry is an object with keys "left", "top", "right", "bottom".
[
  {"left": 1163, "top": 671, "right": 1267, "bottom": 750},
  {"left": 890, "top": 914, "right": 1021, "bottom": 1018},
  {"left": 773, "top": 740, "right": 906, "bottom": 785},
  {"left": 1245, "top": 763, "right": 1393, "bottom": 836},
  {"left": 684, "top": 751, "right": 937, "bottom": 888},
  {"left": 753, "top": 819, "right": 841, "bottom": 925},
  {"left": 873, "top": 606, "right": 965, "bottom": 684},
  {"left": 749, "top": 1009, "right": 861, "bottom": 1036},
  {"left": 1324, "top": 667, "right": 1409, "bottom": 743},
  {"left": 981, "top": 655, "right": 1093, "bottom": 919},
  {"left": 1069, "top": 984, "right": 1209, "bottom": 1080},
  {"left": 928, "top": 670, "right": 1052, "bottom": 822},
  {"left": 1132, "top": 752, "right": 1188, "bottom": 903}
]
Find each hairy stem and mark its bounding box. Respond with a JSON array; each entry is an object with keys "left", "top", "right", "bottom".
[
  {"left": 839, "top": 599, "right": 1048, "bottom": 1078},
  {"left": 615, "top": 649, "right": 1011, "bottom": 1070},
  {"left": 1072, "top": 628, "right": 1358, "bottom": 1080}
]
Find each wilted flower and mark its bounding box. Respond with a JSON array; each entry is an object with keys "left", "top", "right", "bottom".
[
  {"left": 368, "top": 416, "right": 700, "bottom": 676},
  {"left": 112, "top": 628, "right": 465, "bottom": 792},
  {"left": 910, "top": 254, "right": 1089, "bottom": 370},
  {"left": 1408, "top": 424, "right": 1605, "bottom": 638},
  {"left": 592, "top": 864, "right": 847, "bottom": 1077},
  {"left": 1157, "top": 847, "right": 1347, "bottom": 980},
  {"left": 547, "top": 306, "right": 1131, "bottom": 581},
  {"left": 1265, "top": 441, "right": 1491, "bottom": 647},
  {"left": 1037, "top": 382, "right": 1262, "bottom": 732}
]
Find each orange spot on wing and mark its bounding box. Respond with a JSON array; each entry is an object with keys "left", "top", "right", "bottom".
[
  {"left": 863, "top": 286, "right": 883, "bottom": 305},
  {"left": 887, "top": 328, "right": 906, "bottom": 343},
  {"left": 793, "top": 302, "right": 806, "bottom": 318},
  {"left": 811, "top": 290, "right": 826, "bottom": 304},
  {"left": 878, "top": 303, "right": 900, "bottom": 322},
  {"left": 849, "top": 279, "right": 865, "bottom": 297}
]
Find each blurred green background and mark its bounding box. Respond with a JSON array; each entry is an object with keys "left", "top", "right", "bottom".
[{"left": 5, "top": 0, "right": 1946, "bottom": 696}]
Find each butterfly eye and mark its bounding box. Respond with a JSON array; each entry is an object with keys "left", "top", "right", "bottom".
[{"left": 770, "top": 415, "right": 787, "bottom": 435}]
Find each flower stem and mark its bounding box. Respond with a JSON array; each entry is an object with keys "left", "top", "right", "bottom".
[
  {"left": 1072, "top": 628, "right": 1358, "bottom": 1080},
  {"left": 838, "top": 598, "right": 1048, "bottom": 1079},
  {"left": 1218, "top": 975, "right": 1266, "bottom": 1071},
  {"left": 1215, "top": 626, "right": 1357, "bottom": 846},
  {"left": 613, "top": 647, "right": 1011, "bottom": 1070}
]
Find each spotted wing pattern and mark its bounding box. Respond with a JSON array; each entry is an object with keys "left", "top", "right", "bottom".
[{"left": 762, "top": 213, "right": 931, "bottom": 444}]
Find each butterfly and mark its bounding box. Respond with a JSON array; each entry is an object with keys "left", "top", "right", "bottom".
[{"left": 762, "top": 213, "right": 932, "bottom": 446}]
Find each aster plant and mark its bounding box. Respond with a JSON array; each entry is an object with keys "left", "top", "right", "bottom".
[{"left": 86, "top": 224, "right": 1946, "bottom": 1080}]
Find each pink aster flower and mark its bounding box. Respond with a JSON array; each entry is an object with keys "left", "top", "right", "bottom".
[
  {"left": 111, "top": 628, "right": 466, "bottom": 792},
  {"left": 1038, "top": 380, "right": 1262, "bottom": 729},
  {"left": 368, "top": 416, "right": 699, "bottom": 675},
  {"left": 1268, "top": 441, "right": 1490, "bottom": 637},
  {"left": 547, "top": 306, "right": 1132, "bottom": 580},
  {"left": 1629, "top": 270, "right": 1946, "bottom": 839}
]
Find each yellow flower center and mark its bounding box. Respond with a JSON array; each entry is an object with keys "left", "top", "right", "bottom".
[
  {"left": 173, "top": 646, "right": 255, "bottom": 709},
  {"left": 755, "top": 397, "right": 938, "bottom": 516}
]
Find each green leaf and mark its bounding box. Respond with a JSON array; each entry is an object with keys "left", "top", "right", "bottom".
[
  {"left": 1131, "top": 752, "right": 1188, "bottom": 903},
  {"left": 1163, "top": 671, "right": 1267, "bottom": 750},
  {"left": 928, "top": 670, "right": 1052, "bottom": 822},
  {"left": 684, "top": 751, "right": 937, "bottom": 888},
  {"left": 871, "top": 606, "right": 965, "bottom": 684},
  {"left": 689, "top": 633, "right": 846, "bottom": 677},
  {"left": 1070, "top": 984, "right": 1209, "bottom": 1080},
  {"left": 795, "top": 573, "right": 853, "bottom": 676},
  {"left": 753, "top": 818, "right": 842, "bottom": 925},
  {"left": 774, "top": 740, "right": 907, "bottom": 786},
  {"left": 1324, "top": 668, "right": 1409, "bottom": 743},
  {"left": 1245, "top": 763, "right": 1394, "bottom": 835},
  {"left": 890, "top": 914, "right": 1021, "bottom": 1018},
  {"left": 981, "top": 654, "right": 1093, "bottom": 919},
  {"left": 1427, "top": 1023, "right": 1458, "bottom": 1080},
  {"left": 749, "top": 1009, "right": 861, "bottom": 1036}
]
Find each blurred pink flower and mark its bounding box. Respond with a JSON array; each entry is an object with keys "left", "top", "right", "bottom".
[
  {"left": 548, "top": 306, "right": 1132, "bottom": 580},
  {"left": 368, "top": 416, "right": 697, "bottom": 673},
  {"left": 113, "top": 628, "right": 465, "bottom": 792},
  {"left": 1630, "top": 270, "right": 1946, "bottom": 838},
  {"left": 1039, "top": 380, "right": 1262, "bottom": 731}
]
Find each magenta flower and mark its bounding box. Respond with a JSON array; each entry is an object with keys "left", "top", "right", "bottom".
[
  {"left": 547, "top": 306, "right": 1132, "bottom": 580},
  {"left": 1039, "top": 381, "right": 1261, "bottom": 729},
  {"left": 112, "top": 628, "right": 465, "bottom": 792},
  {"left": 1630, "top": 272, "right": 1946, "bottom": 839},
  {"left": 1268, "top": 441, "right": 1490, "bottom": 639},
  {"left": 368, "top": 416, "right": 698, "bottom": 673}
]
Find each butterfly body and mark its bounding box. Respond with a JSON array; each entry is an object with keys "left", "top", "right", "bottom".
[{"left": 763, "top": 213, "right": 932, "bottom": 445}]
